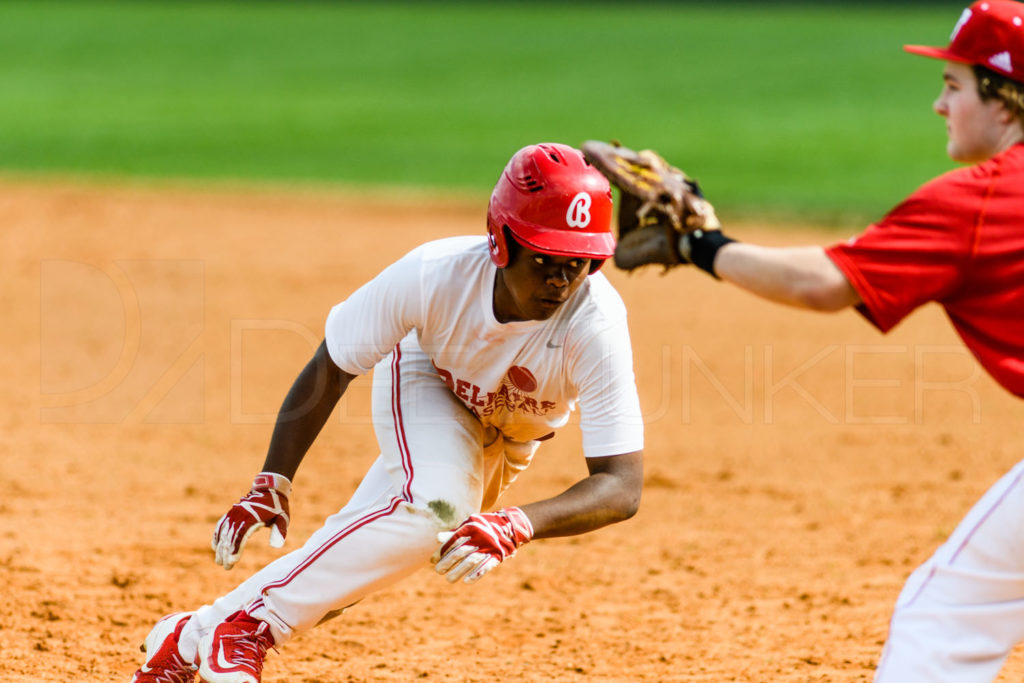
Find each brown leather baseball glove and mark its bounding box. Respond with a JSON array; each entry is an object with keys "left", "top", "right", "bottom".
[{"left": 582, "top": 140, "right": 720, "bottom": 271}]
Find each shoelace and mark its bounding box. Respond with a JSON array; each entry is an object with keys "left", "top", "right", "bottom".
[
  {"left": 150, "top": 652, "right": 195, "bottom": 683},
  {"left": 163, "top": 662, "right": 195, "bottom": 683},
  {"left": 221, "top": 626, "right": 276, "bottom": 673}
]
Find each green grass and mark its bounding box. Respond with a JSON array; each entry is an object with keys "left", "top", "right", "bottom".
[{"left": 0, "top": 1, "right": 966, "bottom": 225}]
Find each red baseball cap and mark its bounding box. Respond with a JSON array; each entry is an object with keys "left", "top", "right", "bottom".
[{"left": 905, "top": 0, "right": 1024, "bottom": 83}]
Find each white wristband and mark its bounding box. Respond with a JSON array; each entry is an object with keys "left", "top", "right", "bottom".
[{"left": 253, "top": 471, "right": 292, "bottom": 495}]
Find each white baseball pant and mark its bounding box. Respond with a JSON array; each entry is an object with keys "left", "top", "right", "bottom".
[
  {"left": 177, "top": 337, "right": 538, "bottom": 658},
  {"left": 875, "top": 457, "right": 1024, "bottom": 682}
]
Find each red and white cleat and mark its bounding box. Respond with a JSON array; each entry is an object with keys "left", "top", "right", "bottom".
[
  {"left": 198, "top": 611, "right": 276, "bottom": 683},
  {"left": 130, "top": 612, "right": 197, "bottom": 683}
]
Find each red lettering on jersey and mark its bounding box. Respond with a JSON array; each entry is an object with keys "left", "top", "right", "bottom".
[
  {"left": 433, "top": 364, "right": 455, "bottom": 392},
  {"left": 432, "top": 364, "right": 557, "bottom": 418}
]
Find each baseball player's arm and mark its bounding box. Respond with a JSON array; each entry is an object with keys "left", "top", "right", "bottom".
[
  {"left": 261, "top": 339, "right": 356, "bottom": 479},
  {"left": 211, "top": 340, "right": 355, "bottom": 569},
  {"left": 431, "top": 450, "right": 642, "bottom": 584},
  {"left": 713, "top": 243, "right": 861, "bottom": 311},
  {"left": 520, "top": 450, "right": 643, "bottom": 538}
]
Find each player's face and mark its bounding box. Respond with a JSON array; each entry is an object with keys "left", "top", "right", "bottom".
[
  {"left": 934, "top": 61, "right": 1015, "bottom": 163},
  {"left": 493, "top": 245, "right": 590, "bottom": 323}
]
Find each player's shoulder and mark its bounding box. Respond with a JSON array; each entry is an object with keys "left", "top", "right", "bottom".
[
  {"left": 989, "top": 142, "right": 1024, "bottom": 174},
  {"left": 561, "top": 270, "right": 629, "bottom": 336},
  {"left": 406, "top": 235, "right": 488, "bottom": 262},
  {"left": 917, "top": 144, "right": 1024, "bottom": 197},
  {"left": 912, "top": 166, "right": 978, "bottom": 201},
  {"left": 889, "top": 160, "right": 1000, "bottom": 228},
  {"left": 581, "top": 270, "right": 627, "bottom": 315},
  {"left": 391, "top": 236, "right": 490, "bottom": 279},
  {"left": 551, "top": 273, "right": 633, "bottom": 360}
]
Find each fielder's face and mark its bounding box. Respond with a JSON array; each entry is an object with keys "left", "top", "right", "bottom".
[
  {"left": 934, "top": 61, "right": 1016, "bottom": 163},
  {"left": 493, "top": 245, "right": 590, "bottom": 323}
]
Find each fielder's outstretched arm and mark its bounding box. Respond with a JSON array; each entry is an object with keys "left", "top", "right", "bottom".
[{"left": 713, "top": 242, "right": 861, "bottom": 312}]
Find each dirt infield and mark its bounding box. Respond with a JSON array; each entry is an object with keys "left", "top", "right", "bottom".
[{"left": 4, "top": 179, "right": 1023, "bottom": 682}]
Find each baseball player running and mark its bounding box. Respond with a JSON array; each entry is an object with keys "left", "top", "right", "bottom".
[
  {"left": 129, "top": 142, "right": 645, "bottom": 683},
  {"left": 587, "top": 1, "right": 1024, "bottom": 680}
]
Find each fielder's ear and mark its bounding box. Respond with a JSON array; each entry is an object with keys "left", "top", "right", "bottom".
[{"left": 996, "top": 100, "right": 1023, "bottom": 127}]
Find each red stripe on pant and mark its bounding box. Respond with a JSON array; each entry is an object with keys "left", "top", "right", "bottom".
[
  {"left": 390, "top": 345, "right": 415, "bottom": 502},
  {"left": 250, "top": 344, "right": 416, "bottom": 605}
]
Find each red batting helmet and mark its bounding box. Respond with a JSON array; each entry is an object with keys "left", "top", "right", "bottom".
[{"left": 487, "top": 143, "right": 614, "bottom": 272}]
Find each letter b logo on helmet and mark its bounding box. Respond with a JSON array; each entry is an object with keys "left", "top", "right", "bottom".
[
  {"left": 565, "top": 192, "right": 592, "bottom": 228},
  {"left": 487, "top": 143, "right": 614, "bottom": 271}
]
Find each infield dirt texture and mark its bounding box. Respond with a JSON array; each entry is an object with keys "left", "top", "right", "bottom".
[
  {"left": 5, "top": 1, "right": 1024, "bottom": 681},
  {"left": 6, "top": 181, "right": 1024, "bottom": 681}
]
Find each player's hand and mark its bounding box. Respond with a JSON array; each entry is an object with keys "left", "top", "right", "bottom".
[
  {"left": 211, "top": 472, "right": 292, "bottom": 570},
  {"left": 430, "top": 507, "right": 533, "bottom": 584}
]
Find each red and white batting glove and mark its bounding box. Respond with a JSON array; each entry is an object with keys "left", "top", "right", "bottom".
[
  {"left": 430, "top": 507, "right": 534, "bottom": 584},
  {"left": 211, "top": 472, "right": 292, "bottom": 570}
]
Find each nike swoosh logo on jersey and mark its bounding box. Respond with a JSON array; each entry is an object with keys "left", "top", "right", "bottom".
[{"left": 546, "top": 339, "right": 562, "bottom": 349}]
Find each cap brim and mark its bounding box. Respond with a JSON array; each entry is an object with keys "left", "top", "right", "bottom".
[{"left": 904, "top": 44, "right": 975, "bottom": 64}]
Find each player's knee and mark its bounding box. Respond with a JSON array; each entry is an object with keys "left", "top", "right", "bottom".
[
  {"left": 403, "top": 496, "right": 479, "bottom": 530},
  {"left": 405, "top": 474, "right": 484, "bottom": 527},
  {"left": 423, "top": 498, "right": 467, "bottom": 528}
]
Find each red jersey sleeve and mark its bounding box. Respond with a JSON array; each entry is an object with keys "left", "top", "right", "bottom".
[{"left": 825, "top": 171, "right": 978, "bottom": 333}]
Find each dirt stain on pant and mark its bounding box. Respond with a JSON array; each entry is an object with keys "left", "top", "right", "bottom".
[{"left": 427, "top": 499, "right": 458, "bottom": 527}]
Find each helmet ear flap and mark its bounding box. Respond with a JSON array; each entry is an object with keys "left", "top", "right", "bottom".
[{"left": 487, "top": 222, "right": 509, "bottom": 268}]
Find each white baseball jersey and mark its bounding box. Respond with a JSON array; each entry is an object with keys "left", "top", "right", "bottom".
[{"left": 324, "top": 236, "right": 644, "bottom": 458}]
